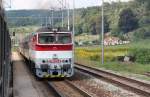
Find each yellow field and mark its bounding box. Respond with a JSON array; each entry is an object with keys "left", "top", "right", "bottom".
[{"left": 75, "top": 47, "right": 127, "bottom": 62}]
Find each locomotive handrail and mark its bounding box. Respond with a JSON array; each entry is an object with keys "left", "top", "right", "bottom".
[{"left": 0, "top": 78, "right": 2, "bottom": 86}]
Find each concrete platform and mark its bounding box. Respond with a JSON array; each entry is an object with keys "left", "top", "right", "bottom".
[{"left": 12, "top": 52, "right": 39, "bottom": 97}]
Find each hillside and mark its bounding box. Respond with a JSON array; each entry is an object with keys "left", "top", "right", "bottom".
[
  {"left": 6, "top": 0, "right": 150, "bottom": 40},
  {"left": 6, "top": 10, "right": 69, "bottom": 27}
]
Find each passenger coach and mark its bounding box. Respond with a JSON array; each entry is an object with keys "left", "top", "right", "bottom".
[{"left": 19, "top": 27, "right": 74, "bottom": 78}]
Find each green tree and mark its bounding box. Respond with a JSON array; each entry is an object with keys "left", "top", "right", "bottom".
[
  {"left": 82, "top": 23, "right": 90, "bottom": 33},
  {"left": 139, "top": 16, "right": 150, "bottom": 27},
  {"left": 104, "top": 16, "right": 110, "bottom": 33},
  {"left": 133, "top": 26, "right": 150, "bottom": 40},
  {"left": 118, "top": 8, "right": 138, "bottom": 33},
  {"left": 136, "top": 0, "right": 150, "bottom": 10},
  {"left": 75, "top": 23, "right": 83, "bottom": 35}
]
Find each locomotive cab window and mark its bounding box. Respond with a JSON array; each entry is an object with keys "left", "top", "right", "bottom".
[
  {"left": 38, "top": 33, "right": 55, "bottom": 44},
  {"left": 57, "top": 34, "right": 71, "bottom": 44},
  {"left": 38, "top": 33, "right": 71, "bottom": 44}
]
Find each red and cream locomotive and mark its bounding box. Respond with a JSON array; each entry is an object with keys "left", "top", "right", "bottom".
[{"left": 19, "top": 27, "right": 74, "bottom": 78}]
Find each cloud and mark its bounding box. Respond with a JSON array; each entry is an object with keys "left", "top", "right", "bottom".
[
  {"left": 11, "top": 0, "right": 38, "bottom": 9},
  {"left": 35, "top": 0, "right": 60, "bottom": 9},
  {"left": 10, "top": 0, "right": 131, "bottom": 10},
  {"left": 11, "top": 0, "right": 65, "bottom": 10}
]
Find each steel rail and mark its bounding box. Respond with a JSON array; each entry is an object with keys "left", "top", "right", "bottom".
[
  {"left": 48, "top": 80, "right": 93, "bottom": 97},
  {"left": 75, "top": 63, "right": 150, "bottom": 97},
  {"left": 144, "top": 72, "right": 150, "bottom": 77},
  {"left": 47, "top": 81, "right": 66, "bottom": 97},
  {"left": 65, "top": 80, "right": 93, "bottom": 97}
]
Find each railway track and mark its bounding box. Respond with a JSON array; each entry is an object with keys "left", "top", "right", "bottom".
[
  {"left": 144, "top": 72, "right": 150, "bottom": 77},
  {"left": 47, "top": 82, "right": 65, "bottom": 97},
  {"left": 18, "top": 52, "right": 92, "bottom": 97},
  {"left": 75, "top": 63, "right": 150, "bottom": 97},
  {"left": 47, "top": 80, "right": 92, "bottom": 97}
]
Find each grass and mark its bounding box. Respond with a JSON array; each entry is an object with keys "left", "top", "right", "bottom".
[
  {"left": 75, "top": 58, "right": 150, "bottom": 74},
  {"left": 75, "top": 57, "right": 150, "bottom": 81},
  {"left": 75, "top": 39, "right": 150, "bottom": 80}
]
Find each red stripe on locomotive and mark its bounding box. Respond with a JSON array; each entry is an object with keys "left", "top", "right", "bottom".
[{"left": 33, "top": 44, "right": 72, "bottom": 51}]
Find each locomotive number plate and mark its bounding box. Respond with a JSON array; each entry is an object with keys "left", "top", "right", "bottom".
[{"left": 49, "top": 59, "right": 61, "bottom": 63}]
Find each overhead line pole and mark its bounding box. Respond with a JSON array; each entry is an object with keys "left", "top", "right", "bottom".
[
  {"left": 73, "top": 0, "right": 75, "bottom": 39},
  {"left": 101, "top": 0, "right": 104, "bottom": 64},
  {"left": 49, "top": 16, "right": 51, "bottom": 26},
  {"left": 61, "top": 0, "right": 64, "bottom": 27},
  {"left": 73, "top": 0, "right": 75, "bottom": 66},
  {"left": 67, "top": 0, "right": 70, "bottom": 31},
  {"left": 45, "top": 16, "right": 47, "bottom": 27},
  {"left": 51, "top": 8, "right": 54, "bottom": 27},
  {"left": 57, "top": 0, "right": 64, "bottom": 27}
]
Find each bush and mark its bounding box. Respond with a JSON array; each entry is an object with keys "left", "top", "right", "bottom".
[
  {"left": 132, "top": 26, "right": 150, "bottom": 40},
  {"left": 139, "top": 16, "right": 150, "bottom": 27},
  {"left": 90, "top": 55, "right": 100, "bottom": 61},
  {"left": 129, "top": 48, "right": 150, "bottom": 64}
]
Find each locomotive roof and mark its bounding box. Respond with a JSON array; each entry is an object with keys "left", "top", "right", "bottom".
[{"left": 36, "top": 27, "right": 70, "bottom": 32}]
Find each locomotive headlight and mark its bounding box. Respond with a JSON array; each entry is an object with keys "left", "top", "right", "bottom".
[
  {"left": 65, "top": 60, "right": 68, "bottom": 63},
  {"left": 42, "top": 60, "right": 46, "bottom": 63},
  {"left": 42, "top": 59, "right": 49, "bottom": 63},
  {"left": 62, "top": 59, "right": 71, "bottom": 63}
]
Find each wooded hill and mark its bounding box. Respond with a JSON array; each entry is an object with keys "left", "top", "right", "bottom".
[{"left": 6, "top": 0, "right": 150, "bottom": 40}]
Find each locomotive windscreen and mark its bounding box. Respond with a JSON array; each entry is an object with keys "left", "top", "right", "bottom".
[{"left": 38, "top": 33, "right": 71, "bottom": 44}]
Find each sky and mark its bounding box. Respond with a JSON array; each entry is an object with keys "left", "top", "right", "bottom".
[{"left": 4, "top": 0, "right": 131, "bottom": 10}]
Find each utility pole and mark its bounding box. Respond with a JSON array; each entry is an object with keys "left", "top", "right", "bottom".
[
  {"left": 45, "top": 16, "right": 47, "bottom": 27},
  {"left": 61, "top": 9, "right": 64, "bottom": 27},
  {"left": 61, "top": 0, "right": 64, "bottom": 27},
  {"left": 39, "top": 15, "right": 42, "bottom": 27},
  {"left": 101, "top": 0, "right": 104, "bottom": 64},
  {"left": 73, "top": 0, "right": 75, "bottom": 36},
  {"left": 67, "top": 0, "right": 70, "bottom": 31},
  {"left": 49, "top": 16, "right": 51, "bottom": 27},
  {"left": 72, "top": 0, "right": 75, "bottom": 65},
  {"left": 51, "top": 8, "right": 54, "bottom": 27}
]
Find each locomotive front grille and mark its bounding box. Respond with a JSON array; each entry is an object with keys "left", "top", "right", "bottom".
[
  {"left": 40, "top": 64, "right": 48, "bottom": 69},
  {"left": 52, "top": 71, "right": 59, "bottom": 75},
  {"left": 63, "top": 64, "right": 71, "bottom": 71}
]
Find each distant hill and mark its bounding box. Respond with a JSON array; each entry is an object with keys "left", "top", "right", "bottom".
[
  {"left": 6, "top": 0, "right": 150, "bottom": 40},
  {"left": 6, "top": 9, "right": 69, "bottom": 27}
]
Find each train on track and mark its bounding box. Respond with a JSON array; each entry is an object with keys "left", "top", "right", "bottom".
[
  {"left": 19, "top": 27, "right": 74, "bottom": 78},
  {"left": 0, "top": 2, "right": 12, "bottom": 97}
]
